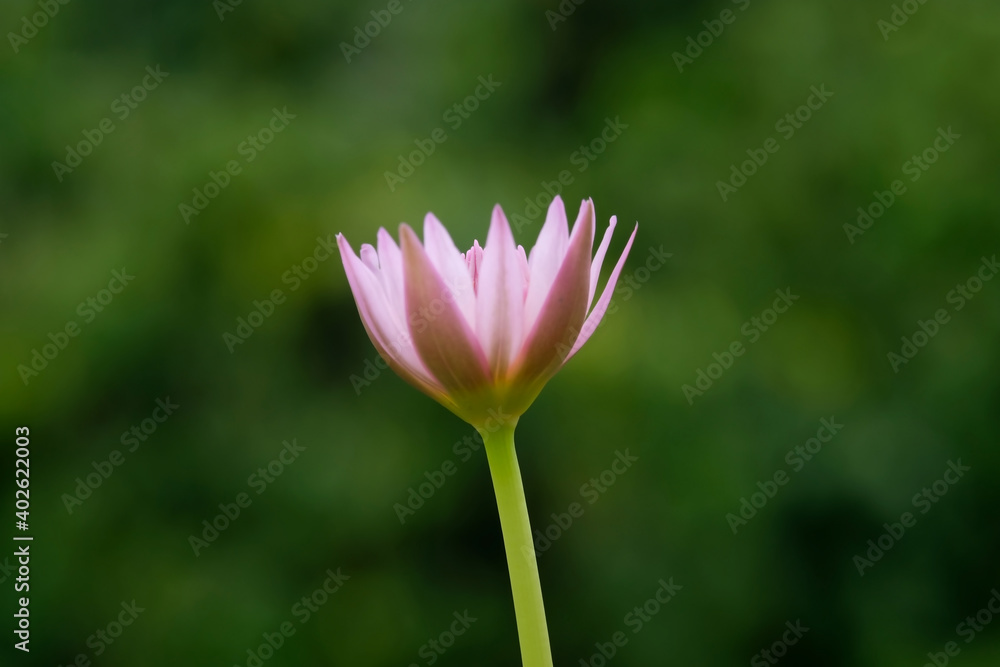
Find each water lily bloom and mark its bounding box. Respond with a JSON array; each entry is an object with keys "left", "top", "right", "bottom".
[
  {"left": 338, "top": 197, "right": 637, "bottom": 667},
  {"left": 337, "top": 196, "right": 637, "bottom": 429}
]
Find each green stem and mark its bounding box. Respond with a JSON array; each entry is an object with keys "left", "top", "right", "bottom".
[{"left": 480, "top": 421, "right": 553, "bottom": 667}]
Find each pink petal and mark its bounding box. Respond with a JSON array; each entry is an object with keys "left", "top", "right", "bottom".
[
  {"left": 588, "top": 215, "right": 617, "bottom": 310},
  {"left": 337, "top": 234, "right": 447, "bottom": 400},
  {"left": 527, "top": 195, "right": 569, "bottom": 267},
  {"left": 516, "top": 245, "right": 529, "bottom": 299},
  {"left": 423, "top": 213, "right": 476, "bottom": 328},
  {"left": 360, "top": 244, "right": 379, "bottom": 272},
  {"left": 563, "top": 222, "right": 638, "bottom": 362},
  {"left": 510, "top": 198, "right": 595, "bottom": 389},
  {"left": 400, "top": 224, "right": 493, "bottom": 397},
  {"left": 464, "top": 240, "right": 483, "bottom": 293},
  {"left": 475, "top": 205, "right": 525, "bottom": 379},
  {"left": 523, "top": 196, "right": 570, "bottom": 331},
  {"left": 376, "top": 228, "right": 404, "bottom": 314}
]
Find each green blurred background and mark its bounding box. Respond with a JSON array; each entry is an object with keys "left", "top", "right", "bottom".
[{"left": 2, "top": 0, "right": 999, "bottom": 665}]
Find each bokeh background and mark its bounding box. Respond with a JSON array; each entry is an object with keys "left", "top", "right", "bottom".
[{"left": 2, "top": 0, "right": 999, "bottom": 665}]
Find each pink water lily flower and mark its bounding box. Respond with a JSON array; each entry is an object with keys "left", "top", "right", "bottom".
[{"left": 337, "top": 197, "right": 637, "bottom": 428}]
